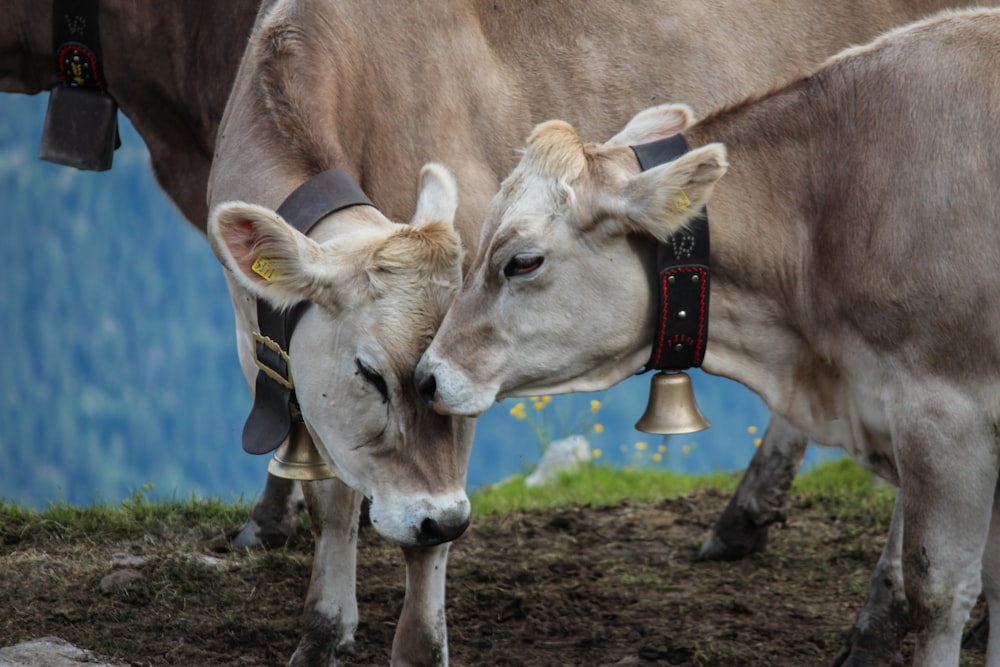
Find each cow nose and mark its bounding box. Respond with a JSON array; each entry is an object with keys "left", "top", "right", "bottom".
[
  {"left": 418, "top": 515, "right": 470, "bottom": 546},
  {"left": 417, "top": 372, "right": 437, "bottom": 407}
]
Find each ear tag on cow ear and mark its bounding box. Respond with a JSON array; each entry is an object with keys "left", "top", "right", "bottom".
[
  {"left": 251, "top": 256, "right": 280, "bottom": 282},
  {"left": 669, "top": 191, "right": 691, "bottom": 214}
]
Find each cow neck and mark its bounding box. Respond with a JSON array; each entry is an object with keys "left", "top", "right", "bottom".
[
  {"left": 630, "top": 134, "right": 711, "bottom": 373},
  {"left": 40, "top": 0, "right": 121, "bottom": 170},
  {"left": 242, "top": 168, "right": 375, "bottom": 456}
]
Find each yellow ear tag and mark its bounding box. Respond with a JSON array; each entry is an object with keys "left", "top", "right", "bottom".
[
  {"left": 251, "top": 256, "right": 279, "bottom": 282},
  {"left": 668, "top": 191, "right": 691, "bottom": 214}
]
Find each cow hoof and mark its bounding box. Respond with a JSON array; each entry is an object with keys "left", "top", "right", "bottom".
[
  {"left": 827, "top": 629, "right": 904, "bottom": 667},
  {"left": 231, "top": 519, "right": 294, "bottom": 549},
  {"left": 697, "top": 506, "right": 778, "bottom": 561},
  {"left": 288, "top": 612, "right": 356, "bottom": 667}
]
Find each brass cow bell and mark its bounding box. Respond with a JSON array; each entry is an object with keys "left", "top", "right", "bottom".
[
  {"left": 267, "top": 421, "right": 335, "bottom": 480},
  {"left": 635, "top": 371, "right": 711, "bottom": 435}
]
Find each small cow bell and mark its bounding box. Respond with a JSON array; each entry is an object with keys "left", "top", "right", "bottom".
[
  {"left": 635, "top": 371, "right": 711, "bottom": 435},
  {"left": 267, "top": 422, "right": 335, "bottom": 480}
]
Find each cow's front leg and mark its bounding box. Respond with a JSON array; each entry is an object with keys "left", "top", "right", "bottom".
[
  {"left": 234, "top": 473, "right": 306, "bottom": 548},
  {"left": 896, "top": 408, "right": 995, "bottom": 666},
  {"left": 698, "top": 414, "right": 807, "bottom": 560},
  {"left": 391, "top": 544, "right": 452, "bottom": 667},
  {"left": 829, "top": 492, "right": 908, "bottom": 667},
  {"left": 289, "top": 477, "right": 363, "bottom": 667}
]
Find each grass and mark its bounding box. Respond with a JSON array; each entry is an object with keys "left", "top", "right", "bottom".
[{"left": 1, "top": 459, "right": 890, "bottom": 537}]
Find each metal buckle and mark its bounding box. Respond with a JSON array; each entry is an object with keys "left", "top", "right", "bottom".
[{"left": 252, "top": 332, "right": 294, "bottom": 389}]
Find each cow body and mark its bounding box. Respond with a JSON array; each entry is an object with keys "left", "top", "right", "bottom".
[
  {"left": 211, "top": 1, "right": 1000, "bottom": 664},
  {"left": 419, "top": 9, "right": 1000, "bottom": 664}
]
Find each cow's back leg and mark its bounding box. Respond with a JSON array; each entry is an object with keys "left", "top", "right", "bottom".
[
  {"left": 233, "top": 473, "right": 306, "bottom": 548},
  {"left": 289, "top": 477, "right": 362, "bottom": 667},
  {"left": 698, "top": 414, "right": 808, "bottom": 560},
  {"left": 392, "top": 544, "right": 452, "bottom": 667},
  {"left": 895, "top": 403, "right": 996, "bottom": 666},
  {"left": 828, "top": 492, "right": 908, "bottom": 667},
  {"left": 980, "top": 481, "right": 1000, "bottom": 666}
]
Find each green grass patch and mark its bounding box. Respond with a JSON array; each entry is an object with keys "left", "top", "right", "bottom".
[
  {"left": 792, "top": 457, "right": 896, "bottom": 527},
  {"left": 470, "top": 463, "right": 740, "bottom": 517},
  {"left": 0, "top": 486, "right": 253, "bottom": 542}
]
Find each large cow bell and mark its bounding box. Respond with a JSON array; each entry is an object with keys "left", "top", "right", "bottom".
[
  {"left": 39, "top": 86, "right": 120, "bottom": 171},
  {"left": 635, "top": 371, "right": 710, "bottom": 435},
  {"left": 267, "top": 421, "right": 335, "bottom": 480}
]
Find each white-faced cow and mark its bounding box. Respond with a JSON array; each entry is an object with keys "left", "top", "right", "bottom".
[
  {"left": 209, "top": 0, "right": 1000, "bottom": 664},
  {"left": 418, "top": 8, "right": 1000, "bottom": 665}
]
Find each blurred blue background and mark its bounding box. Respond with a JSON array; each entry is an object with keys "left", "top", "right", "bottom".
[{"left": 0, "top": 93, "right": 840, "bottom": 509}]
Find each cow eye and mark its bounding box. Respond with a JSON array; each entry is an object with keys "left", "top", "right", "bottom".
[
  {"left": 355, "top": 359, "right": 389, "bottom": 402},
  {"left": 503, "top": 254, "right": 544, "bottom": 278}
]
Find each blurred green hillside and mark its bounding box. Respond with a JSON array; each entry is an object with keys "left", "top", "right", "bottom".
[{"left": 0, "top": 92, "right": 834, "bottom": 509}]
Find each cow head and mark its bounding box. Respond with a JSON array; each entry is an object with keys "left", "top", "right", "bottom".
[
  {"left": 210, "top": 164, "right": 473, "bottom": 547},
  {"left": 417, "top": 105, "right": 728, "bottom": 416}
]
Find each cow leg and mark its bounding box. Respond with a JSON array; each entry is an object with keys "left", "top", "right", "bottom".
[
  {"left": 233, "top": 473, "right": 306, "bottom": 548},
  {"left": 828, "top": 492, "right": 908, "bottom": 667},
  {"left": 698, "top": 414, "right": 808, "bottom": 560},
  {"left": 980, "top": 482, "right": 1000, "bottom": 666},
  {"left": 391, "top": 544, "right": 451, "bottom": 667},
  {"left": 289, "top": 477, "right": 362, "bottom": 667},
  {"left": 895, "top": 409, "right": 996, "bottom": 667}
]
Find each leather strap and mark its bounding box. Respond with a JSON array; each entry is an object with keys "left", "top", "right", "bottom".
[
  {"left": 242, "top": 169, "right": 375, "bottom": 454},
  {"left": 631, "top": 135, "right": 711, "bottom": 371},
  {"left": 53, "top": 0, "right": 107, "bottom": 89}
]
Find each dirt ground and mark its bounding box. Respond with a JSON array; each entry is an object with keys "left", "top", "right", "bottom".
[{"left": 0, "top": 487, "right": 988, "bottom": 666}]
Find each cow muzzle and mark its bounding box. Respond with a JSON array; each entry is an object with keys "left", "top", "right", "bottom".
[
  {"left": 414, "top": 355, "right": 497, "bottom": 417},
  {"left": 368, "top": 490, "right": 471, "bottom": 547}
]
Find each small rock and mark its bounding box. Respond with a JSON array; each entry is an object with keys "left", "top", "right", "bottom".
[
  {"left": 99, "top": 568, "right": 143, "bottom": 593},
  {"left": 0, "top": 637, "right": 128, "bottom": 666},
  {"left": 110, "top": 552, "right": 146, "bottom": 568},
  {"left": 525, "top": 435, "right": 591, "bottom": 487}
]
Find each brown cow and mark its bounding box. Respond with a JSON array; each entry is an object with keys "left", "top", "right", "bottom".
[
  {"left": 209, "top": 1, "right": 997, "bottom": 664},
  {"left": 418, "top": 8, "right": 1000, "bottom": 665},
  {"left": 0, "top": 0, "right": 324, "bottom": 549}
]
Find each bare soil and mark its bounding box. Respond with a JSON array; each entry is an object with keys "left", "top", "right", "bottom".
[{"left": 0, "top": 488, "right": 987, "bottom": 666}]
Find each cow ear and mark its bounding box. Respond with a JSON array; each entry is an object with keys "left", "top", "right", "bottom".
[
  {"left": 411, "top": 162, "right": 458, "bottom": 229},
  {"left": 209, "top": 201, "right": 354, "bottom": 310},
  {"left": 606, "top": 103, "right": 694, "bottom": 147},
  {"left": 619, "top": 143, "right": 728, "bottom": 241}
]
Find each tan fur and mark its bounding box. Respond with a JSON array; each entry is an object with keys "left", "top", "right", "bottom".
[{"left": 422, "top": 10, "right": 1000, "bottom": 665}]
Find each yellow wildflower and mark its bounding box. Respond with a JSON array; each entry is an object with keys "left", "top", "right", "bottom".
[
  {"left": 635, "top": 441, "right": 648, "bottom": 451},
  {"left": 747, "top": 425, "right": 758, "bottom": 435},
  {"left": 509, "top": 402, "right": 526, "bottom": 420},
  {"left": 593, "top": 423, "right": 604, "bottom": 434},
  {"left": 543, "top": 395, "right": 553, "bottom": 404},
  {"left": 658, "top": 444, "right": 667, "bottom": 453},
  {"left": 592, "top": 449, "right": 602, "bottom": 459},
  {"left": 590, "top": 399, "right": 602, "bottom": 413},
  {"left": 754, "top": 437, "right": 763, "bottom": 447},
  {"left": 533, "top": 401, "right": 545, "bottom": 410},
  {"left": 652, "top": 453, "right": 662, "bottom": 462}
]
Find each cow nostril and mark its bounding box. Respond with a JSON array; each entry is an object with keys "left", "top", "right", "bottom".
[
  {"left": 419, "top": 515, "right": 470, "bottom": 545},
  {"left": 418, "top": 373, "right": 437, "bottom": 406}
]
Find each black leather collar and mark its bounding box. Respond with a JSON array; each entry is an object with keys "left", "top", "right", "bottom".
[
  {"left": 630, "top": 135, "right": 710, "bottom": 372},
  {"left": 242, "top": 169, "right": 375, "bottom": 455},
  {"left": 40, "top": 0, "right": 121, "bottom": 170}
]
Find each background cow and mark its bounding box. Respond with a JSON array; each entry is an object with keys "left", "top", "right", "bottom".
[{"left": 417, "top": 8, "right": 1000, "bottom": 665}]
